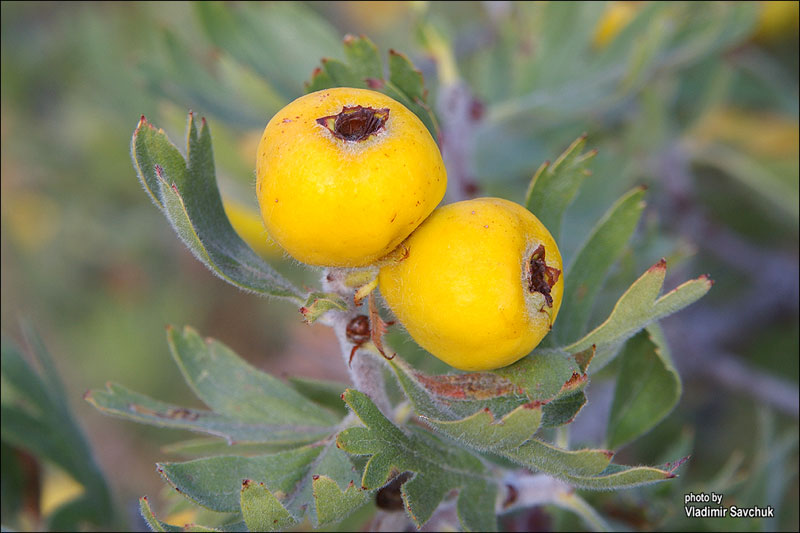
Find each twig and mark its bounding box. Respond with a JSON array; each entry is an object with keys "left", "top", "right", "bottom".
[{"left": 319, "top": 269, "right": 393, "bottom": 418}]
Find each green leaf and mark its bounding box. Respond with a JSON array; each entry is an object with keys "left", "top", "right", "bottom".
[
  {"left": 131, "top": 114, "right": 303, "bottom": 302},
  {"left": 541, "top": 389, "right": 587, "bottom": 428},
  {"left": 563, "top": 259, "right": 712, "bottom": 369},
  {"left": 387, "top": 354, "right": 676, "bottom": 490},
  {"left": 139, "top": 496, "right": 182, "bottom": 532},
  {"left": 240, "top": 480, "right": 295, "bottom": 532},
  {"left": 299, "top": 293, "right": 348, "bottom": 325},
  {"left": 606, "top": 325, "right": 681, "bottom": 449},
  {"left": 554, "top": 187, "right": 647, "bottom": 345},
  {"left": 167, "top": 326, "right": 336, "bottom": 427},
  {"left": 312, "top": 475, "right": 368, "bottom": 527},
  {"left": 561, "top": 463, "right": 678, "bottom": 490},
  {"left": 85, "top": 382, "right": 330, "bottom": 445},
  {"left": 524, "top": 135, "right": 597, "bottom": 240},
  {"left": 423, "top": 403, "right": 544, "bottom": 452},
  {"left": 338, "top": 389, "right": 498, "bottom": 530},
  {"left": 157, "top": 446, "right": 321, "bottom": 512},
  {"left": 343, "top": 34, "right": 383, "bottom": 81},
  {"left": 304, "top": 36, "right": 439, "bottom": 140},
  {"left": 494, "top": 350, "right": 580, "bottom": 402},
  {"left": 286, "top": 438, "right": 367, "bottom": 527}
]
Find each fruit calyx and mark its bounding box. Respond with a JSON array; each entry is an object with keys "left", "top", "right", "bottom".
[
  {"left": 317, "top": 105, "right": 390, "bottom": 142},
  {"left": 527, "top": 244, "right": 561, "bottom": 307}
]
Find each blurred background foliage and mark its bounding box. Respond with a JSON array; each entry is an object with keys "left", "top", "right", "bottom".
[{"left": 1, "top": 1, "right": 797, "bottom": 531}]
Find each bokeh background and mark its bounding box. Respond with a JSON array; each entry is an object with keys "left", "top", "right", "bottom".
[{"left": 1, "top": 1, "right": 797, "bottom": 531}]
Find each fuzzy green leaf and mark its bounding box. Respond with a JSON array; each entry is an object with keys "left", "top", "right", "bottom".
[
  {"left": 494, "top": 350, "right": 580, "bottom": 401},
  {"left": 304, "top": 36, "right": 439, "bottom": 139},
  {"left": 424, "top": 403, "right": 544, "bottom": 452},
  {"left": 606, "top": 325, "right": 681, "bottom": 449},
  {"left": 167, "top": 326, "right": 336, "bottom": 427},
  {"left": 287, "top": 439, "right": 368, "bottom": 527},
  {"left": 563, "top": 259, "right": 712, "bottom": 369},
  {"left": 387, "top": 354, "right": 677, "bottom": 490},
  {"left": 524, "top": 135, "right": 597, "bottom": 240},
  {"left": 338, "top": 389, "right": 497, "bottom": 531},
  {"left": 561, "top": 463, "right": 679, "bottom": 490},
  {"left": 541, "top": 389, "right": 587, "bottom": 428},
  {"left": 300, "top": 292, "right": 348, "bottom": 325},
  {"left": 240, "top": 480, "right": 295, "bottom": 532},
  {"left": 131, "top": 114, "right": 303, "bottom": 302},
  {"left": 85, "top": 382, "right": 330, "bottom": 445},
  {"left": 157, "top": 446, "right": 321, "bottom": 512},
  {"left": 343, "top": 34, "right": 383, "bottom": 81},
  {"left": 139, "top": 497, "right": 182, "bottom": 532},
  {"left": 554, "top": 187, "right": 647, "bottom": 345},
  {"left": 312, "top": 475, "right": 369, "bottom": 527}
]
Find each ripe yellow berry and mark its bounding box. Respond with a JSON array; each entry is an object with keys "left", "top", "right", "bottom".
[
  {"left": 256, "top": 87, "right": 447, "bottom": 267},
  {"left": 378, "top": 198, "right": 563, "bottom": 371}
]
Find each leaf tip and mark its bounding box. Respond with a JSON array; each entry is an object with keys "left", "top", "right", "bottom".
[
  {"left": 242, "top": 479, "right": 252, "bottom": 488},
  {"left": 603, "top": 450, "right": 615, "bottom": 460},
  {"left": 648, "top": 258, "right": 668, "bottom": 273},
  {"left": 82, "top": 389, "right": 92, "bottom": 401},
  {"left": 698, "top": 274, "right": 714, "bottom": 287},
  {"left": 312, "top": 474, "right": 320, "bottom": 481}
]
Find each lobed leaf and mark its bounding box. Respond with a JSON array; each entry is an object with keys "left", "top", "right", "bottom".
[
  {"left": 563, "top": 259, "right": 712, "bottom": 369},
  {"left": 606, "top": 324, "right": 681, "bottom": 449},
  {"left": 338, "top": 389, "right": 498, "bottom": 531},
  {"left": 157, "top": 446, "right": 321, "bottom": 512},
  {"left": 387, "top": 353, "right": 679, "bottom": 491},
  {"left": 167, "top": 326, "right": 336, "bottom": 427},
  {"left": 240, "top": 480, "right": 295, "bottom": 532},
  {"left": 304, "top": 35, "right": 439, "bottom": 139},
  {"left": 553, "top": 187, "right": 647, "bottom": 345},
  {"left": 524, "top": 135, "right": 597, "bottom": 240},
  {"left": 131, "top": 114, "right": 303, "bottom": 302},
  {"left": 312, "top": 475, "right": 369, "bottom": 527}
]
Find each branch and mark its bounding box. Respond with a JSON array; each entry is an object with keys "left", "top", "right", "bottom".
[{"left": 319, "top": 269, "right": 393, "bottom": 418}]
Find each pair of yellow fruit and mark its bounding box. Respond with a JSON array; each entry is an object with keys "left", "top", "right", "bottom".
[{"left": 256, "top": 88, "right": 563, "bottom": 371}]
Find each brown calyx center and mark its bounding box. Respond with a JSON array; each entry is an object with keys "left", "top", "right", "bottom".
[
  {"left": 527, "top": 244, "right": 561, "bottom": 307},
  {"left": 317, "top": 106, "right": 390, "bottom": 142}
]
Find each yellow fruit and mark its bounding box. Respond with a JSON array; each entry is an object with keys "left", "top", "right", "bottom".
[
  {"left": 256, "top": 87, "right": 446, "bottom": 267},
  {"left": 379, "top": 198, "right": 563, "bottom": 371}
]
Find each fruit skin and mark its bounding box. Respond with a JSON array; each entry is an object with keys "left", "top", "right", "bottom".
[
  {"left": 378, "top": 198, "right": 563, "bottom": 371},
  {"left": 256, "top": 87, "right": 446, "bottom": 267}
]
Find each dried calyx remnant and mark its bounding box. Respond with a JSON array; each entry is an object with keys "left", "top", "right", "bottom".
[
  {"left": 346, "top": 314, "right": 371, "bottom": 364},
  {"left": 527, "top": 244, "right": 561, "bottom": 307},
  {"left": 317, "top": 106, "right": 390, "bottom": 142}
]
